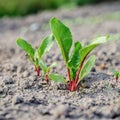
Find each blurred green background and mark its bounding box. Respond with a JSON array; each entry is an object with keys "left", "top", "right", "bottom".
[{"left": 0, "top": 0, "right": 117, "bottom": 17}]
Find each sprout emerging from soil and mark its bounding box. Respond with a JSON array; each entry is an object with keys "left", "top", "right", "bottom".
[
  {"left": 16, "top": 35, "right": 55, "bottom": 83},
  {"left": 114, "top": 71, "right": 120, "bottom": 82},
  {"left": 16, "top": 17, "right": 109, "bottom": 91},
  {"left": 110, "top": 68, "right": 120, "bottom": 82},
  {"left": 49, "top": 17, "right": 109, "bottom": 91}
]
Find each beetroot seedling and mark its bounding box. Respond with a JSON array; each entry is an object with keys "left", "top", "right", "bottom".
[
  {"left": 16, "top": 35, "right": 55, "bottom": 83},
  {"left": 49, "top": 17, "right": 109, "bottom": 91},
  {"left": 39, "top": 60, "right": 57, "bottom": 83},
  {"left": 114, "top": 71, "right": 120, "bottom": 82},
  {"left": 110, "top": 68, "right": 120, "bottom": 82}
]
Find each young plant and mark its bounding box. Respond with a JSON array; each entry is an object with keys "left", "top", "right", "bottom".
[
  {"left": 49, "top": 17, "right": 109, "bottom": 91},
  {"left": 110, "top": 68, "right": 120, "bottom": 82},
  {"left": 39, "top": 60, "right": 57, "bottom": 83},
  {"left": 16, "top": 35, "right": 55, "bottom": 83}
]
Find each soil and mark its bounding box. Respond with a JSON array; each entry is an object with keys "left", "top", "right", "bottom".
[{"left": 0, "top": 1, "right": 120, "bottom": 120}]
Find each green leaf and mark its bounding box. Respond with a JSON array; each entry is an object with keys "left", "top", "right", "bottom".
[
  {"left": 67, "top": 42, "right": 82, "bottom": 80},
  {"left": 37, "top": 34, "right": 54, "bottom": 58},
  {"left": 116, "top": 72, "right": 120, "bottom": 77},
  {"left": 115, "top": 72, "right": 120, "bottom": 77},
  {"left": 50, "top": 17, "right": 72, "bottom": 63},
  {"left": 80, "top": 55, "right": 96, "bottom": 81},
  {"left": 39, "top": 60, "right": 47, "bottom": 74},
  {"left": 69, "top": 68, "right": 77, "bottom": 80},
  {"left": 79, "top": 44, "right": 97, "bottom": 64},
  {"left": 91, "top": 35, "right": 109, "bottom": 45},
  {"left": 34, "top": 49, "right": 39, "bottom": 59},
  {"left": 34, "top": 49, "right": 39, "bottom": 65},
  {"left": 45, "top": 62, "right": 57, "bottom": 74},
  {"left": 79, "top": 35, "right": 109, "bottom": 64},
  {"left": 67, "top": 41, "right": 82, "bottom": 68},
  {"left": 49, "top": 73, "right": 66, "bottom": 83},
  {"left": 35, "top": 58, "right": 39, "bottom": 68},
  {"left": 49, "top": 62, "right": 57, "bottom": 68},
  {"left": 109, "top": 68, "right": 120, "bottom": 77},
  {"left": 16, "top": 38, "right": 34, "bottom": 58}
]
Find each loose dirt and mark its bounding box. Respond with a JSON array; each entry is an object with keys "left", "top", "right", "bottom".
[{"left": 0, "top": 1, "right": 120, "bottom": 120}]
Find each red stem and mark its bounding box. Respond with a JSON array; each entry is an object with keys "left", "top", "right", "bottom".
[
  {"left": 35, "top": 66, "right": 40, "bottom": 76},
  {"left": 116, "top": 76, "right": 118, "bottom": 82},
  {"left": 45, "top": 74, "right": 49, "bottom": 84},
  {"left": 75, "top": 55, "right": 88, "bottom": 84},
  {"left": 68, "top": 58, "right": 85, "bottom": 92},
  {"left": 68, "top": 52, "right": 91, "bottom": 91},
  {"left": 69, "top": 81, "right": 77, "bottom": 92},
  {"left": 75, "top": 62, "right": 83, "bottom": 84}
]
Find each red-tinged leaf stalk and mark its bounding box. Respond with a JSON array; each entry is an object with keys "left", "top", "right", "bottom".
[
  {"left": 35, "top": 66, "right": 40, "bottom": 76},
  {"left": 50, "top": 17, "right": 108, "bottom": 92}
]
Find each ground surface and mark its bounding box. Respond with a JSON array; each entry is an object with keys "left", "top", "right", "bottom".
[{"left": 0, "top": 1, "right": 120, "bottom": 120}]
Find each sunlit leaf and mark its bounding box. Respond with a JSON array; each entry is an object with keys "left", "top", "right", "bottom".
[
  {"left": 79, "top": 36, "right": 109, "bottom": 64},
  {"left": 80, "top": 55, "right": 96, "bottom": 81},
  {"left": 49, "top": 73, "right": 66, "bottom": 83},
  {"left": 37, "top": 34, "right": 54, "bottom": 58},
  {"left": 50, "top": 62, "right": 57, "bottom": 68},
  {"left": 79, "top": 44, "right": 97, "bottom": 64},
  {"left": 39, "top": 59, "right": 47, "bottom": 73},
  {"left": 16, "top": 38, "right": 34, "bottom": 58},
  {"left": 67, "top": 41, "right": 82, "bottom": 68},
  {"left": 50, "top": 17, "right": 72, "bottom": 63},
  {"left": 91, "top": 35, "right": 109, "bottom": 45},
  {"left": 70, "top": 68, "right": 77, "bottom": 80}
]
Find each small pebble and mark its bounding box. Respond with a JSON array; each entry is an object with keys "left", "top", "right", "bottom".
[
  {"left": 17, "top": 66, "right": 25, "bottom": 73},
  {"left": 4, "top": 77, "right": 15, "bottom": 85},
  {"left": 22, "top": 71, "right": 30, "bottom": 78},
  {"left": 50, "top": 104, "right": 68, "bottom": 118},
  {"left": 99, "top": 63, "right": 106, "bottom": 70},
  {"left": 20, "top": 81, "right": 32, "bottom": 89},
  {"left": 12, "top": 94, "right": 24, "bottom": 104},
  {"left": 91, "top": 67, "right": 96, "bottom": 72},
  {"left": 29, "top": 23, "right": 40, "bottom": 31}
]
